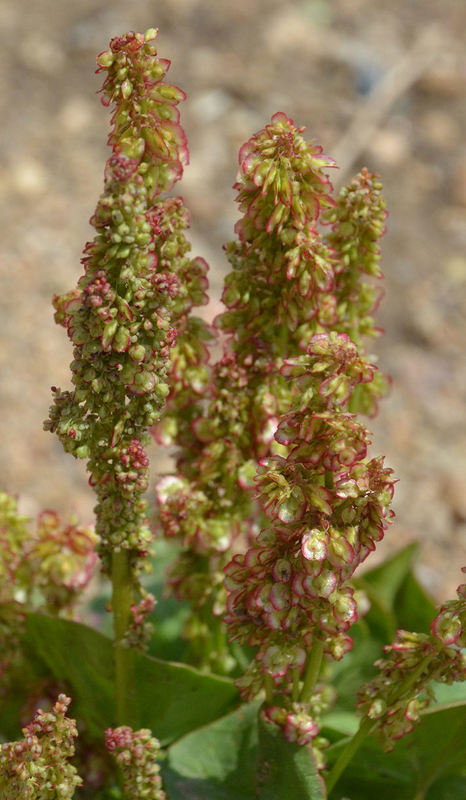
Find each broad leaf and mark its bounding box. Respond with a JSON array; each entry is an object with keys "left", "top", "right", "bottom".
[
  {"left": 164, "top": 702, "right": 260, "bottom": 800},
  {"left": 134, "top": 646, "right": 239, "bottom": 744},
  {"left": 326, "top": 702, "right": 466, "bottom": 800},
  {"left": 256, "top": 713, "right": 326, "bottom": 800},
  {"left": 358, "top": 543, "right": 420, "bottom": 609},
  {"left": 330, "top": 545, "right": 437, "bottom": 713},
  {"left": 166, "top": 702, "right": 327, "bottom": 800},
  {"left": 25, "top": 614, "right": 114, "bottom": 738},
  {"left": 0, "top": 651, "right": 48, "bottom": 740},
  {"left": 320, "top": 713, "right": 359, "bottom": 737},
  {"left": 146, "top": 538, "right": 191, "bottom": 662},
  {"left": 329, "top": 624, "right": 381, "bottom": 711},
  {"left": 393, "top": 568, "right": 436, "bottom": 634},
  {"left": 24, "top": 613, "right": 239, "bottom": 744},
  {"left": 354, "top": 543, "right": 420, "bottom": 641}
]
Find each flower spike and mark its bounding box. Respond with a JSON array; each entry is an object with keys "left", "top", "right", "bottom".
[{"left": 45, "top": 30, "right": 209, "bottom": 646}]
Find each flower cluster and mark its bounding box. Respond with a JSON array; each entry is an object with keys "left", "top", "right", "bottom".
[
  {"left": 356, "top": 622, "right": 465, "bottom": 751},
  {"left": 27, "top": 510, "right": 98, "bottom": 614},
  {"left": 223, "top": 334, "right": 394, "bottom": 699},
  {"left": 0, "top": 490, "right": 96, "bottom": 680},
  {"left": 262, "top": 688, "right": 334, "bottom": 768},
  {"left": 431, "top": 569, "right": 466, "bottom": 646},
  {"left": 0, "top": 491, "right": 29, "bottom": 677},
  {"left": 125, "top": 594, "right": 157, "bottom": 648},
  {"left": 155, "top": 113, "right": 389, "bottom": 668},
  {"left": 0, "top": 694, "right": 82, "bottom": 799},
  {"left": 324, "top": 169, "right": 386, "bottom": 338},
  {"left": 263, "top": 702, "right": 319, "bottom": 747},
  {"left": 45, "top": 30, "right": 209, "bottom": 642},
  {"left": 0, "top": 491, "right": 97, "bottom": 612},
  {"left": 0, "top": 489, "right": 30, "bottom": 604},
  {"left": 105, "top": 726, "right": 166, "bottom": 799}
]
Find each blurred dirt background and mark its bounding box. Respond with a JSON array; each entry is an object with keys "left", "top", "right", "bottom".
[{"left": 0, "top": 0, "right": 465, "bottom": 600}]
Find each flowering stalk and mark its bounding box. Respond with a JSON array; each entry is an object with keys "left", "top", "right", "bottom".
[
  {"left": 223, "top": 330, "right": 395, "bottom": 757},
  {"left": 135, "top": 112, "right": 395, "bottom": 759},
  {"left": 45, "top": 29, "right": 208, "bottom": 724},
  {"left": 326, "top": 574, "right": 465, "bottom": 791},
  {"left": 0, "top": 694, "right": 82, "bottom": 799},
  {"left": 155, "top": 114, "right": 389, "bottom": 671}
]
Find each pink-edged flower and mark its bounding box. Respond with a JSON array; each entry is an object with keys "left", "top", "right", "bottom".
[
  {"left": 263, "top": 702, "right": 319, "bottom": 746},
  {"left": 284, "top": 709, "right": 319, "bottom": 746},
  {"left": 261, "top": 643, "right": 306, "bottom": 679},
  {"left": 282, "top": 332, "right": 376, "bottom": 409},
  {"left": 431, "top": 574, "right": 465, "bottom": 646}
]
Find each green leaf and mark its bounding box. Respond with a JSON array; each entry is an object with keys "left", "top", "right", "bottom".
[
  {"left": 0, "top": 652, "right": 47, "bottom": 740},
  {"left": 164, "top": 702, "right": 260, "bottom": 800},
  {"left": 24, "top": 613, "right": 239, "bottom": 744},
  {"left": 393, "top": 568, "right": 436, "bottom": 634},
  {"left": 320, "top": 712, "right": 359, "bottom": 737},
  {"left": 328, "top": 623, "right": 382, "bottom": 712},
  {"left": 430, "top": 681, "right": 466, "bottom": 706},
  {"left": 425, "top": 775, "right": 466, "bottom": 800},
  {"left": 25, "top": 614, "right": 114, "bottom": 738},
  {"left": 350, "top": 543, "right": 437, "bottom": 655},
  {"left": 357, "top": 542, "right": 419, "bottom": 608},
  {"left": 256, "top": 713, "right": 327, "bottom": 800},
  {"left": 166, "top": 703, "right": 327, "bottom": 800},
  {"left": 146, "top": 539, "right": 191, "bottom": 663},
  {"left": 134, "top": 648, "right": 239, "bottom": 745},
  {"left": 326, "top": 703, "right": 466, "bottom": 800}
]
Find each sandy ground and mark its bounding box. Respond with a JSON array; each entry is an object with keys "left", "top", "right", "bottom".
[{"left": 0, "top": 0, "right": 465, "bottom": 600}]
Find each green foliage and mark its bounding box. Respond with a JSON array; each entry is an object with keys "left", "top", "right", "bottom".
[
  {"left": 256, "top": 714, "right": 326, "bottom": 800},
  {"left": 326, "top": 703, "right": 466, "bottom": 800},
  {"left": 164, "top": 703, "right": 259, "bottom": 800},
  {"left": 24, "top": 613, "right": 239, "bottom": 744},
  {"left": 163, "top": 702, "right": 326, "bottom": 800},
  {"left": 331, "top": 543, "right": 435, "bottom": 711}
]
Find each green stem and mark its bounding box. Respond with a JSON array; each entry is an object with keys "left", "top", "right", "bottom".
[
  {"left": 386, "top": 653, "right": 433, "bottom": 707},
  {"left": 264, "top": 674, "right": 275, "bottom": 704},
  {"left": 326, "top": 716, "right": 375, "bottom": 794},
  {"left": 300, "top": 640, "right": 324, "bottom": 703},
  {"left": 291, "top": 667, "right": 300, "bottom": 702},
  {"left": 326, "top": 653, "right": 434, "bottom": 794},
  {"left": 348, "top": 384, "right": 361, "bottom": 414},
  {"left": 112, "top": 549, "right": 136, "bottom": 727}
]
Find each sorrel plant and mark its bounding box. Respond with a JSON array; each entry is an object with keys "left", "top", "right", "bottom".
[{"left": 0, "top": 29, "right": 464, "bottom": 800}]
